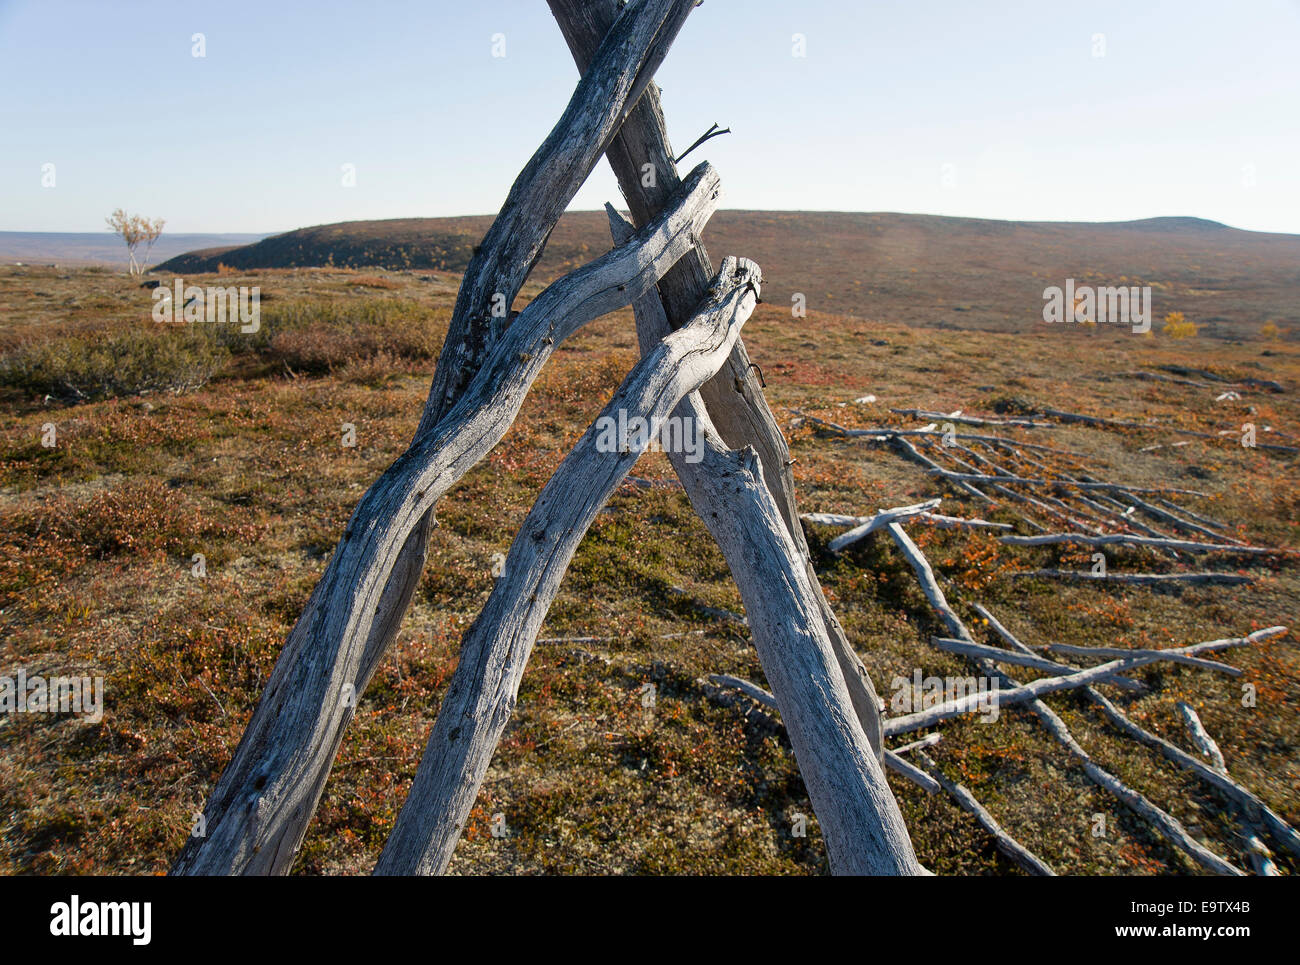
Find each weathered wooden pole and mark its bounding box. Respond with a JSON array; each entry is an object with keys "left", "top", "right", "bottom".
[{"left": 173, "top": 0, "right": 701, "bottom": 874}]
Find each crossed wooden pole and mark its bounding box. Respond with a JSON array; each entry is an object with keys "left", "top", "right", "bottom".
[{"left": 173, "top": 0, "right": 921, "bottom": 877}]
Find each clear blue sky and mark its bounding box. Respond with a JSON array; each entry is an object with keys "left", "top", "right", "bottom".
[{"left": 2, "top": 0, "right": 1298, "bottom": 234}]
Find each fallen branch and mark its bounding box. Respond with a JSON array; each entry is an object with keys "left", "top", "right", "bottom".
[
  {"left": 933, "top": 442, "right": 1105, "bottom": 533},
  {"left": 706, "top": 673, "right": 777, "bottom": 709},
  {"left": 795, "top": 417, "right": 1083, "bottom": 457},
  {"left": 803, "top": 512, "right": 880, "bottom": 527},
  {"left": 825, "top": 500, "right": 942, "bottom": 552},
  {"left": 1089, "top": 687, "right": 1299, "bottom": 862},
  {"left": 1238, "top": 377, "right": 1286, "bottom": 394},
  {"left": 890, "top": 733, "right": 942, "bottom": 756},
  {"left": 912, "top": 749, "right": 1056, "bottom": 876},
  {"left": 1008, "top": 679, "right": 1245, "bottom": 875},
  {"left": 708, "top": 673, "right": 941, "bottom": 798},
  {"left": 1037, "top": 407, "right": 1161, "bottom": 430},
  {"left": 1001, "top": 532, "right": 1285, "bottom": 556},
  {"left": 885, "top": 752, "right": 942, "bottom": 794},
  {"left": 891, "top": 408, "right": 1053, "bottom": 429},
  {"left": 696, "top": 676, "right": 942, "bottom": 854},
  {"left": 1043, "top": 642, "right": 1242, "bottom": 677},
  {"left": 1157, "top": 366, "right": 1285, "bottom": 393},
  {"left": 890, "top": 435, "right": 991, "bottom": 502},
  {"left": 927, "top": 469, "right": 1208, "bottom": 498},
  {"left": 704, "top": 672, "right": 1046, "bottom": 873},
  {"left": 1124, "top": 370, "right": 1219, "bottom": 389},
  {"left": 667, "top": 586, "right": 746, "bottom": 625},
  {"left": 1245, "top": 835, "right": 1280, "bottom": 876},
  {"left": 1120, "top": 491, "right": 1245, "bottom": 544},
  {"left": 923, "top": 513, "right": 1014, "bottom": 531},
  {"left": 884, "top": 525, "right": 1251, "bottom": 873},
  {"left": 1175, "top": 702, "right": 1228, "bottom": 774},
  {"left": 1014, "top": 569, "right": 1255, "bottom": 586},
  {"left": 888, "top": 626, "right": 1284, "bottom": 734},
  {"left": 898, "top": 428, "right": 1080, "bottom": 456},
  {"left": 930, "top": 636, "right": 1144, "bottom": 692},
  {"left": 803, "top": 505, "right": 1012, "bottom": 534},
  {"left": 1152, "top": 497, "right": 1233, "bottom": 534},
  {"left": 973, "top": 604, "right": 1300, "bottom": 862},
  {"left": 1065, "top": 490, "right": 1181, "bottom": 547}
]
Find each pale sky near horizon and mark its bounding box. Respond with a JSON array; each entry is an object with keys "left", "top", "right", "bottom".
[{"left": 2, "top": 0, "right": 1298, "bottom": 235}]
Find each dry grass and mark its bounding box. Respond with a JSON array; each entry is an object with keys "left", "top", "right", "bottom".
[{"left": 0, "top": 264, "right": 1296, "bottom": 876}]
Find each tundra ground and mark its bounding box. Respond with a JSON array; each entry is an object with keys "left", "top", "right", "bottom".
[{"left": 1, "top": 264, "right": 1295, "bottom": 875}]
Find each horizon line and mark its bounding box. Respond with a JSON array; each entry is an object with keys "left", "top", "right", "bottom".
[{"left": 5, "top": 210, "right": 1299, "bottom": 239}]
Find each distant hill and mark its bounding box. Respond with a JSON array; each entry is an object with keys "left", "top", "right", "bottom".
[
  {"left": 0, "top": 232, "right": 268, "bottom": 267},
  {"left": 157, "top": 213, "right": 1300, "bottom": 336}
]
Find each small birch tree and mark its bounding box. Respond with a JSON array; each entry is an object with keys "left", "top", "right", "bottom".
[{"left": 105, "top": 209, "right": 166, "bottom": 276}]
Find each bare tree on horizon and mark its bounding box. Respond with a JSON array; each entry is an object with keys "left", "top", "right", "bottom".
[{"left": 105, "top": 208, "right": 165, "bottom": 277}]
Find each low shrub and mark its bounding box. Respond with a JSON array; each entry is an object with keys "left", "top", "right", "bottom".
[
  {"left": 0, "top": 324, "right": 228, "bottom": 401},
  {"left": 243, "top": 297, "right": 444, "bottom": 373},
  {"left": 0, "top": 295, "right": 445, "bottom": 403}
]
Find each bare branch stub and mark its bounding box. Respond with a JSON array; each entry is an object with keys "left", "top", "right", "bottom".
[{"left": 674, "top": 122, "right": 732, "bottom": 163}]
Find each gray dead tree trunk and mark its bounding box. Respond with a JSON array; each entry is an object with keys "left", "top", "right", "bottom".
[
  {"left": 546, "top": 0, "right": 889, "bottom": 760},
  {"left": 604, "top": 209, "right": 918, "bottom": 874},
  {"left": 175, "top": 0, "right": 919, "bottom": 877}
]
